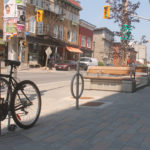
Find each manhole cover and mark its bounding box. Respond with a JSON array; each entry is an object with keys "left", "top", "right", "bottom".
[
  {"left": 81, "top": 102, "right": 104, "bottom": 107},
  {"left": 79, "top": 97, "right": 94, "bottom": 99}
]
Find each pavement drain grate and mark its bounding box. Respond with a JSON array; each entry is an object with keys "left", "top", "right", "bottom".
[
  {"left": 79, "top": 97, "right": 94, "bottom": 99},
  {"left": 81, "top": 102, "right": 104, "bottom": 107}
]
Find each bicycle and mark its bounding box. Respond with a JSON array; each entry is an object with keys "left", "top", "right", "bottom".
[{"left": 0, "top": 60, "right": 41, "bottom": 131}]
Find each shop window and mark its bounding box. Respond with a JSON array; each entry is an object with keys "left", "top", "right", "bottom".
[
  {"left": 29, "top": 16, "right": 36, "bottom": 33},
  {"left": 81, "top": 36, "right": 86, "bottom": 47},
  {"left": 59, "top": 25, "right": 64, "bottom": 40},
  {"left": 87, "top": 37, "right": 91, "bottom": 48}
]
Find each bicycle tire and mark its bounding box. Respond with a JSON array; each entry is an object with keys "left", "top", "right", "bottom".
[
  {"left": 0, "top": 77, "right": 9, "bottom": 102},
  {"left": 71, "top": 73, "right": 84, "bottom": 99},
  {"left": 11, "top": 80, "right": 41, "bottom": 129}
]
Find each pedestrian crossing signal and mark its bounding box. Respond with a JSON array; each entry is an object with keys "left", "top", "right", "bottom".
[
  {"left": 103, "top": 5, "right": 110, "bottom": 19},
  {"left": 36, "top": 10, "right": 43, "bottom": 22}
]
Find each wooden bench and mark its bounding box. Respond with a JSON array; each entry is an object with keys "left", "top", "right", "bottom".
[
  {"left": 135, "top": 66, "right": 150, "bottom": 88},
  {"left": 135, "top": 66, "right": 149, "bottom": 76},
  {"left": 84, "top": 66, "right": 135, "bottom": 80},
  {"left": 83, "top": 66, "right": 136, "bottom": 93}
]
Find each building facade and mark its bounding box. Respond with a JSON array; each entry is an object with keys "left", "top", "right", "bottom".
[
  {"left": 133, "top": 43, "right": 146, "bottom": 64},
  {"left": 1, "top": 0, "right": 82, "bottom": 66},
  {"left": 93, "top": 27, "right": 114, "bottom": 65},
  {"left": 25, "top": 0, "right": 82, "bottom": 66},
  {"left": 79, "top": 19, "right": 96, "bottom": 57},
  {"left": 113, "top": 42, "right": 137, "bottom": 66}
]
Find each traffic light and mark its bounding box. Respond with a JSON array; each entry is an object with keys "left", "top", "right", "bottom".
[
  {"left": 103, "top": 5, "right": 110, "bottom": 19},
  {"left": 149, "top": 35, "right": 150, "bottom": 43},
  {"left": 36, "top": 10, "right": 43, "bottom": 22}
]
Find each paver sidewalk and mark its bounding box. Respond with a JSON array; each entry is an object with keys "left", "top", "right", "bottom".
[{"left": 1, "top": 68, "right": 150, "bottom": 150}]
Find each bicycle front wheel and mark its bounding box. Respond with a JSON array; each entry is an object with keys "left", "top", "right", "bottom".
[{"left": 11, "top": 80, "right": 41, "bottom": 129}]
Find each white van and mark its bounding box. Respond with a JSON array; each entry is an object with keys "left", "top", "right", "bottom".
[{"left": 79, "top": 57, "right": 98, "bottom": 70}]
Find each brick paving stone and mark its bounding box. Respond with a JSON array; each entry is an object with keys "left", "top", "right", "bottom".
[
  {"left": 121, "top": 147, "right": 138, "bottom": 150},
  {"left": 143, "top": 137, "right": 150, "bottom": 144},
  {"left": 90, "top": 141, "right": 112, "bottom": 150},
  {"left": 118, "top": 134, "right": 134, "bottom": 143},
  {"left": 138, "top": 127, "right": 150, "bottom": 133}
]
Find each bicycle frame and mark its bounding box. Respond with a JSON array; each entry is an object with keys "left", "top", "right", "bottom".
[{"left": 0, "top": 66, "right": 18, "bottom": 128}]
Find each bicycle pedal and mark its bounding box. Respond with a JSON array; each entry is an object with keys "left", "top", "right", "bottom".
[{"left": 8, "top": 124, "right": 17, "bottom": 131}]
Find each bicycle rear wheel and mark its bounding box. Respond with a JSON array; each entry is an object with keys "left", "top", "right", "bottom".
[{"left": 11, "top": 80, "right": 41, "bottom": 129}]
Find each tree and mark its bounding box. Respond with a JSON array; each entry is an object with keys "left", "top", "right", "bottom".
[{"left": 105, "top": 0, "right": 140, "bottom": 65}]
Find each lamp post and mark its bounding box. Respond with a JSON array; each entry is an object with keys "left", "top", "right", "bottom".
[{"left": 93, "top": 41, "right": 95, "bottom": 57}]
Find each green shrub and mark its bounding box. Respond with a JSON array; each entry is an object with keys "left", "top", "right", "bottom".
[{"left": 98, "top": 61, "right": 104, "bottom": 66}]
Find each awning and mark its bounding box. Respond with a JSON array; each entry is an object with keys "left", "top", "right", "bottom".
[{"left": 66, "top": 46, "right": 83, "bottom": 53}]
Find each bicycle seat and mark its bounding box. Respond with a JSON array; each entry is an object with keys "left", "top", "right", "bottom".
[{"left": 5, "top": 60, "right": 21, "bottom": 67}]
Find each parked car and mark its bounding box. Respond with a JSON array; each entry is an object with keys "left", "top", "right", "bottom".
[
  {"left": 79, "top": 57, "right": 98, "bottom": 70},
  {"left": 55, "top": 60, "right": 77, "bottom": 71}
]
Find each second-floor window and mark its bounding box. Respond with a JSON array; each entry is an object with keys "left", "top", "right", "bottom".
[
  {"left": 67, "top": 29, "right": 72, "bottom": 42},
  {"left": 30, "top": 0, "right": 35, "bottom": 5},
  {"left": 59, "top": 25, "right": 64, "bottom": 40},
  {"left": 46, "top": 24, "right": 50, "bottom": 34},
  {"left": 37, "top": 22, "right": 43, "bottom": 35},
  {"left": 87, "top": 37, "right": 91, "bottom": 48},
  {"left": 40, "top": 0, "right": 44, "bottom": 8},
  {"left": 45, "top": 1, "right": 50, "bottom": 11},
  {"left": 81, "top": 36, "right": 86, "bottom": 47},
  {"left": 54, "top": 4, "right": 59, "bottom": 14},
  {"left": 35, "top": 0, "right": 39, "bottom": 6},
  {"left": 72, "top": 31, "right": 77, "bottom": 42},
  {"left": 29, "top": 16, "right": 36, "bottom": 33},
  {"left": 53, "top": 25, "right": 58, "bottom": 38}
]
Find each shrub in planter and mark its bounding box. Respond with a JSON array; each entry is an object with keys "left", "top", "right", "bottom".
[{"left": 98, "top": 61, "right": 104, "bottom": 66}]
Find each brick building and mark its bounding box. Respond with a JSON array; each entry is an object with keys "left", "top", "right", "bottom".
[
  {"left": 25, "top": 0, "right": 82, "bottom": 66},
  {"left": 79, "top": 19, "right": 96, "bottom": 57},
  {"left": 1, "top": 0, "right": 82, "bottom": 66},
  {"left": 113, "top": 42, "right": 137, "bottom": 66}
]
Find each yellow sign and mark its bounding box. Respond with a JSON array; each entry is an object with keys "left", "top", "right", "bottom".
[
  {"left": 103, "top": 5, "right": 110, "bottom": 19},
  {"left": 36, "top": 10, "right": 43, "bottom": 22}
]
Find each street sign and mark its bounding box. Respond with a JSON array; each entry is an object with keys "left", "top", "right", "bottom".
[
  {"left": 45, "top": 47, "right": 52, "bottom": 56},
  {"left": 121, "top": 24, "right": 131, "bottom": 40}
]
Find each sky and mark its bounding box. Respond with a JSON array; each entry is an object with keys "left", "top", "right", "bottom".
[{"left": 79, "top": 0, "right": 150, "bottom": 60}]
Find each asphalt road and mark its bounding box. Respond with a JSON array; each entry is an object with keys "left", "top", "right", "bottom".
[{"left": 17, "top": 70, "right": 76, "bottom": 84}]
